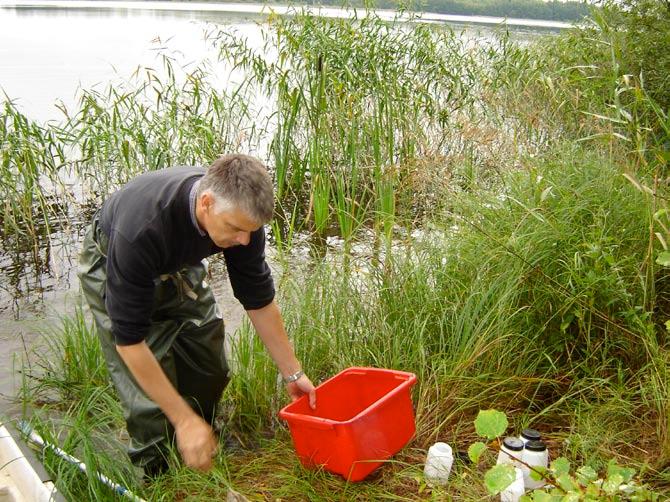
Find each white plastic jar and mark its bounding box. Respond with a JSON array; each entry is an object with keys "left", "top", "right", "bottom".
[
  {"left": 496, "top": 437, "right": 524, "bottom": 467},
  {"left": 519, "top": 428, "right": 541, "bottom": 445},
  {"left": 423, "top": 442, "right": 453, "bottom": 486},
  {"left": 500, "top": 467, "right": 525, "bottom": 502},
  {"left": 521, "top": 439, "right": 549, "bottom": 490}
]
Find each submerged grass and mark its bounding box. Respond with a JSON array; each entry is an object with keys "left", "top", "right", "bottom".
[{"left": 16, "top": 308, "right": 133, "bottom": 501}]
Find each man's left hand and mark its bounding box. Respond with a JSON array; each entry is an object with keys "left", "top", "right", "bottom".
[{"left": 287, "top": 374, "right": 317, "bottom": 410}]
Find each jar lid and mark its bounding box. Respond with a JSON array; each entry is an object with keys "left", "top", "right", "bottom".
[
  {"left": 502, "top": 436, "right": 524, "bottom": 451},
  {"left": 525, "top": 439, "right": 547, "bottom": 452},
  {"left": 521, "top": 428, "right": 541, "bottom": 441}
]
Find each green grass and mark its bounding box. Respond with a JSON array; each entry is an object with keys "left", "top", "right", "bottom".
[
  {"left": 206, "top": 10, "right": 507, "bottom": 239},
  {"left": 18, "top": 146, "right": 670, "bottom": 499},
  {"left": 16, "top": 308, "right": 134, "bottom": 501}
]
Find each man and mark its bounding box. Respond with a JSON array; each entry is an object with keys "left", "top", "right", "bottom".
[{"left": 78, "top": 154, "right": 316, "bottom": 476}]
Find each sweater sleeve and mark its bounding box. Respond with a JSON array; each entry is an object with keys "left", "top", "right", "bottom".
[
  {"left": 105, "top": 230, "right": 160, "bottom": 345},
  {"left": 223, "top": 227, "right": 275, "bottom": 310}
]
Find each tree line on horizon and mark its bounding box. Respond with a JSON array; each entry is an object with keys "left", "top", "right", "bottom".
[{"left": 169, "top": 0, "right": 591, "bottom": 21}]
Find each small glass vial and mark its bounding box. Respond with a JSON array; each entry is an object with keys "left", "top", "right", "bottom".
[
  {"left": 521, "top": 439, "right": 549, "bottom": 489},
  {"left": 500, "top": 467, "right": 525, "bottom": 502},
  {"left": 519, "top": 428, "right": 541, "bottom": 445},
  {"left": 496, "top": 437, "right": 524, "bottom": 467},
  {"left": 423, "top": 442, "right": 453, "bottom": 486}
]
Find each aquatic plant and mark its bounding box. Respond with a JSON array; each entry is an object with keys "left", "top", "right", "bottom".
[{"left": 0, "top": 99, "right": 68, "bottom": 248}]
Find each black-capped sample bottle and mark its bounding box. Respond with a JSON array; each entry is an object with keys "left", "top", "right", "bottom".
[
  {"left": 496, "top": 436, "right": 524, "bottom": 467},
  {"left": 519, "top": 428, "right": 541, "bottom": 444},
  {"left": 521, "top": 439, "right": 549, "bottom": 489}
]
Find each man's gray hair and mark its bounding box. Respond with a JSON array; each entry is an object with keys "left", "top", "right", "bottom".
[{"left": 198, "top": 154, "right": 274, "bottom": 223}]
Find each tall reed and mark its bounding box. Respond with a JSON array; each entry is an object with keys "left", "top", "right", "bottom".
[
  {"left": 215, "top": 11, "right": 492, "bottom": 241},
  {"left": 1, "top": 52, "right": 260, "bottom": 256},
  {"left": 0, "top": 99, "right": 68, "bottom": 249},
  {"left": 65, "top": 55, "right": 258, "bottom": 196}
]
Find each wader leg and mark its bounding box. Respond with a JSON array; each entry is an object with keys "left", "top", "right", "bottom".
[{"left": 154, "top": 264, "right": 230, "bottom": 426}]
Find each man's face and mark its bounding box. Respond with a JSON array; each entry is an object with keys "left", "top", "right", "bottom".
[{"left": 201, "top": 197, "right": 261, "bottom": 248}]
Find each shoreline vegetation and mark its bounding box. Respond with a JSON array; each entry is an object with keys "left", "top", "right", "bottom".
[{"left": 4, "top": 0, "right": 670, "bottom": 500}]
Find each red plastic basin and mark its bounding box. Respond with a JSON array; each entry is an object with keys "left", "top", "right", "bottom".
[{"left": 279, "top": 367, "right": 418, "bottom": 481}]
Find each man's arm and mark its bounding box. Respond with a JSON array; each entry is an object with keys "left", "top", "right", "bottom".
[
  {"left": 116, "top": 342, "right": 217, "bottom": 471},
  {"left": 246, "top": 300, "right": 317, "bottom": 409}
]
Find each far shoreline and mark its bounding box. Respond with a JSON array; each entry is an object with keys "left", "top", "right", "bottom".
[{"left": 0, "top": 1, "right": 576, "bottom": 29}]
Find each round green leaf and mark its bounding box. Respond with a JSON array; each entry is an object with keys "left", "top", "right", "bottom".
[
  {"left": 607, "top": 460, "right": 635, "bottom": 483},
  {"left": 468, "top": 441, "right": 487, "bottom": 464},
  {"left": 474, "top": 409, "right": 508, "bottom": 439},
  {"left": 484, "top": 464, "right": 516, "bottom": 494},
  {"left": 586, "top": 482, "right": 602, "bottom": 497},
  {"left": 603, "top": 474, "right": 624, "bottom": 495},
  {"left": 555, "top": 473, "right": 578, "bottom": 492},
  {"left": 561, "top": 493, "right": 581, "bottom": 502},
  {"left": 576, "top": 465, "right": 598, "bottom": 485},
  {"left": 527, "top": 492, "right": 552, "bottom": 502},
  {"left": 550, "top": 457, "right": 571, "bottom": 476}
]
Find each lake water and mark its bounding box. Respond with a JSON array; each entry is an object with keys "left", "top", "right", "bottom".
[
  {"left": 0, "top": 1, "right": 566, "bottom": 412},
  {"left": 0, "top": 1, "right": 566, "bottom": 122}
]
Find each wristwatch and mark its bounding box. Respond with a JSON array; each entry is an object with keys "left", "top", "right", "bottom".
[{"left": 283, "top": 369, "right": 304, "bottom": 383}]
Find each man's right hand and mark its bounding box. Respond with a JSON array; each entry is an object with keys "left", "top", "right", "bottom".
[{"left": 174, "top": 413, "right": 218, "bottom": 472}]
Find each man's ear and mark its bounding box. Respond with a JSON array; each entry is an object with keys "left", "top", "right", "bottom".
[{"left": 201, "top": 192, "right": 213, "bottom": 212}]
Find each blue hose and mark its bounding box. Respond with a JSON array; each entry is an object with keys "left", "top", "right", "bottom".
[{"left": 17, "top": 420, "right": 147, "bottom": 502}]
